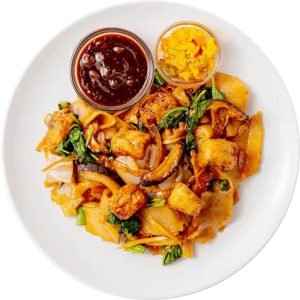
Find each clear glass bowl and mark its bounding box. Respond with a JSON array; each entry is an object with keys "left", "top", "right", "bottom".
[
  {"left": 154, "top": 21, "right": 220, "bottom": 89},
  {"left": 70, "top": 28, "right": 154, "bottom": 112}
]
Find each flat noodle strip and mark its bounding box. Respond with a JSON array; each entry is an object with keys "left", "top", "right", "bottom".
[
  {"left": 113, "top": 107, "right": 132, "bottom": 117},
  {"left": 83, "top": 110, "right": 116, "bottom": 129},
  {"left": 187, "top": 231, "right": 200, "bottom": 241},
  {"left": 113, "top": 160, "right": 147, "bottom": 176},
  {"left": 79, "top": 171, "right": 120, "bottom": 195},
  {"left": 71, "top": 181, "right": 100, "bottom": 198},
  {"left": 162, "top": 137, "right": 184, "bottom": 145},
  {"left": 36, "top": 137, "right": 46, "bottom": 152},
  {"left": 182, "top": 240, "right": 194, "bottom": 258},
  {"left": 71, "top": 98, "right": 116, "bottom": 128},
  {"left": 121, "top": 236, "right": 168, "bottom": 249},
  {"left": 147, "top": 239, "right": 179, "bottom": 246},
  {"left": 115, "top": 116, "right": 131, "bottom": 129},
  {"left": 42, "top": 156, "right": 77, "bottom": 172},
  {"left": 146, "top": 215, "right": 182, "bottom": 245}
]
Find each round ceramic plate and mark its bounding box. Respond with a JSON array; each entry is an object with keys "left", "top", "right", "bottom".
[{"left": 3, "top": 1, "right": 299, "bottom": 299}]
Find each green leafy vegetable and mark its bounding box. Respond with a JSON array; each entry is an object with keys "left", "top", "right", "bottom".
[
  {"left": 105, "top": 143, "right": 111, "bottom": 152},
  {"left": 185, "top": 97, "right": 212, "bottom": 152},
  {"left": 69, "top": 114, "right": 80, "bottom": 124},
  {"left": 208, "top": 179, "right": 215, "bottom": 191},
  {"left": 55, "top": 140, "right": 71, "bottom": 155},
  {"left": 55, "top": 124, "right": 96, "bottom": 163},
  {"left": 157, "top": 89, "right": 212, "bottom": 152},
  {"left": 158, "top": 107, "right": 188, "bottom": 131},
  {"left": 185, "top": 131, "right": 196, "bottom": 152},
  {"left": 125, "top": 244, "right": 145, "bottom": 254},
  {"left": 107, "top": 212, "right": 122, "bottom": 225},
  {"left": 219, "top": 180, "right": 229, "bottom": 191},
  {"left": 76, "top": 207, "right": 86, "bottom": 225},
  {"left": 162, "top": 245, "right": 182, "bottom": 266},
  {"left": 187, "top": 92, "right": 209, "bottom": 131},
  {"left": 58, "top": 101, "right": 70, "bottom": 110},
  {"left": 211, "top": 76, "right": 225, "bottom": 100},
  {"left": 130, "top": 120, "right": 146, "bottom": 132},
  {"left": 107, "top": 212, "right": 141, "bottom": 236},
  {"left": 190, "top": 89, "right": 207, "bottom": 104},
  {"left": 138, "top": 120, "right": 146, "bottom": 132},
  {"left": 146, "top": 198, "right": 166, "bottom": 207},
  {"left": 154, "top": 69, "right": 166, "bottom": 86},
  {"left": 130, "top": 122, "right": 138, "bottom": 130},
  {"left": 90, "top": 153, "right": 99, "bottom": 161},
  {"left": 85, "top": 125, "right": 94, "bottom": 147}
]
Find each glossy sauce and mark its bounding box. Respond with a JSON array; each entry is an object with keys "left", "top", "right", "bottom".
[{"left": 77, "top": 34, "right": 148, "bottom": 106}]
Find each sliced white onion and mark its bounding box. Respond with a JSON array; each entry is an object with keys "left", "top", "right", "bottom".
[
  {"left": 57, "top": 183, "right": 73, "bottom": 197},
  {"left": 136, "top": 144, "right": 157, "bottom": 169},
  {"left": 96, "top": 131, "right": 106, "bottom": 144},
  {"left": 116, "top": 156, "right": 139, "bottom": 171},
  {"left": 148, "top": 145, "right": 157, "bottom": 169},
  {"left": 175, "top": 166, "right": 183, "bottom": 183},
  {"left": 158, "top": 170, "right": 178, "bottom": 191},
  {"left": 113, "top": 162, "right": 141, "bottom": 185},
  {"left": 45, "top": 153, "right": 73, "bottom": 183}
]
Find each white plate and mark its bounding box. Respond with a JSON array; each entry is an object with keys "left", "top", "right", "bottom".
[{"left": 3, "top": 2, "right": 299, "bottom": 299}]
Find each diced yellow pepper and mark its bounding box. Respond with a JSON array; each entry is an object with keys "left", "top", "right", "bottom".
[{"left": 159, "top": 26, "right": 218, "bottom": 82}]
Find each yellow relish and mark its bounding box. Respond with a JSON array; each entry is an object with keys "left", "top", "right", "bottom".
[{"left": 159, "top": 26, "right": 218, "bottom": 82}]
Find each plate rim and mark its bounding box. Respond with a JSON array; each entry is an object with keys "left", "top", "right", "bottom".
[{"left": 2, "top": 1, "right": 300, "bottom": 299}]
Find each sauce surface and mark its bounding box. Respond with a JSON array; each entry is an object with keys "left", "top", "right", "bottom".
[{"left": 77, "top": 34, "right": 148, "bottom": 106}]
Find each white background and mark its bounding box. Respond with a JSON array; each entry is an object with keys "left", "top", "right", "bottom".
[{"left": 0, "top": 0, "right": 299, "bottom": 299}]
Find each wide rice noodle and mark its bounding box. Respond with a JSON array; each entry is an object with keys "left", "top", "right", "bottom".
[
  {"left": 71, "top": 98, "right": 116, "bottom": 128},
  {"left": 79, "top": 171, "right": 120, "bottom": 195}
]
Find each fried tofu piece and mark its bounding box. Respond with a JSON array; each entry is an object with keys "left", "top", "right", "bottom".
[
  {"left": 111, "top": 127, "right": 150, "bottom": 159},
  {"left": 168, "top": 182, "right": 205, "bottom": 216},
  {"left": 44, "top": 110, "right": 74, "bottom": 152},
  {"left": 109, "top": 184, "right": 147, "bottom": 220},
  {"left": 143, "top": 92, "right": 178, "bottom": 120},
  {"left": 198, "top": 139, "right": 238, "bottom": 170}
]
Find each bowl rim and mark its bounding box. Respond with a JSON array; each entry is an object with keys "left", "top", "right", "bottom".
[
  {"left": 154, "top": 20, "right": 220, "bottom": 89},
  {"left": 70, "top": 27, "right": 154, "bottom": 112}
]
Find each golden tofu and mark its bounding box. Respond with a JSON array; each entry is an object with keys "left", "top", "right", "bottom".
[
  {"left": 143, "top": 92, "right": 178, "bottom": 120},
  {"left": 198, "top": 139, "right": 238, "bottom": 170},
  {"left": 44, "top": 110, "right": 74, "bottom": 152},
  {"left": 168, "top": 182, "right": 204, "bottom": 216},
  {"left": 109, "top": 184, "right": 147, "bottom": 220},
  {"left": 111, "top": 127, "right": 150, "bottom": 159}
]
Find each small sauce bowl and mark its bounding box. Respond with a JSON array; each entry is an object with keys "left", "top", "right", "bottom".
[
  {"left": 154, "top": 21, "right": 220, "bottom": 89},
  {"left": 70, "top": 28, "right": 154, "bottom": 112}
]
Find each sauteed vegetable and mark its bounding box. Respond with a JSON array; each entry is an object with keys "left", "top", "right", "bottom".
[{"left": 37, "top": 69, "right": 263, "bottom": 265}]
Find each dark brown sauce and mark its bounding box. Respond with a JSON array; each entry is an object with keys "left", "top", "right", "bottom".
[{"left": 77, "top": 34, "right": 148, "bottom": 106}]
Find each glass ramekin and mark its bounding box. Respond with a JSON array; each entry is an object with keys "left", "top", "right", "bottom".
[
  {"left": 154, "top": 21, "right": 220, "bottom": 89},
  {"left": 70, "top": 28, "right": 154, "bottom": 112}
]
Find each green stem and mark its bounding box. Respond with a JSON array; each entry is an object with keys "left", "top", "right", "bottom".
[
  {"left": 154, "top": 70, "right": 166, "bottom": 86},
  {"left": 76, "top": 207, "right": 86, "bottom": 225},
  {"left": 85, "top": 125, "right": 94, "bottom": 147},
  {"left": 125, "top": 244, "right": 145, "bottom": 254}
]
